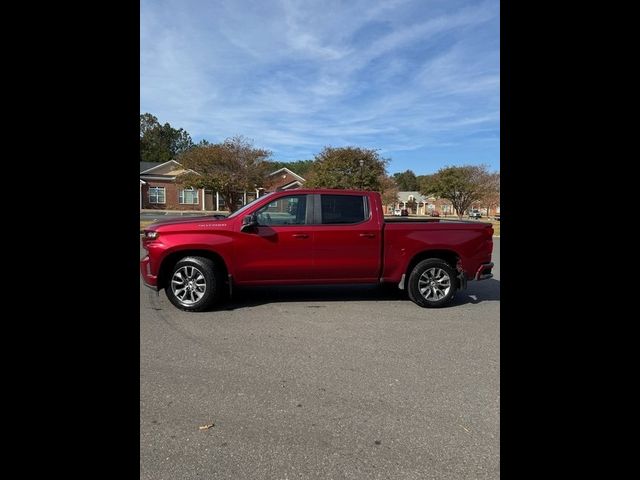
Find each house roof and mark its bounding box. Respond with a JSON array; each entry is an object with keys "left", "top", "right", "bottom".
[
  {"left": 397, "top": 191, "right": 432, "bottom": 202},
  {"left": 140, "top": 159, "right": 200, "bottom": 179},
  {"left": 140, "top": 161, "right": 302, "bottom": 187},
  {"left": 280, "top": 180, "right": 304, "bottom": 190},
  {"left": 268, "top": 167, "right": 306, "bottom": 182},
  {"left": 140, "top": 161, "right": 159, "bottom": 173},
  {"left": 140, "top": 159, "right": 184, "bottom": 175},
  {"left": 264, "top": 167, "right": 307, "bottom": 191}
]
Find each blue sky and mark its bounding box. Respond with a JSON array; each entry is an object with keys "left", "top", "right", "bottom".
[{"left": 141, "top": 0, "right": 499, "bottom": 175}]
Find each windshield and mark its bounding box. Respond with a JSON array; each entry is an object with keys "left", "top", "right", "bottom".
[{"left": 227, "top": 192, "right": 276, "bottom": 219}]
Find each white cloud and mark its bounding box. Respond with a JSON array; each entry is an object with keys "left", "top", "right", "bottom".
[{"left": 141, "top": 0, "right": 500, "bottom": 170}]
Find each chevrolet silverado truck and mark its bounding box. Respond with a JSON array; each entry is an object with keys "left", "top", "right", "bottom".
[{"left": 140, "top": 189, "right": 494, "bottom": 311}]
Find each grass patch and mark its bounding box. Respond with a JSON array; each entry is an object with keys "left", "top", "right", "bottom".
[
  {"left": 140, "top": 220, "right": 155, "bottom": 231},
  {"left": 472, "top": 218, "right": 500, "bottom": 236},
  {"left": 489, "top": 220, "right": 500, "bottom": 237},
  {"left": 441, "top": 215, "right": 500, "bottom": 236}
]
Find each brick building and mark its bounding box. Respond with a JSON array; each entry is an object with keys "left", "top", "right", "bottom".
[
  {"left": 140, "top": 161, "right": 307, "bottom": 211},
  {"left": 140, "top": 160, "right": 208, "bottom": 211},
  {"left": 388, "top": 191, "right": 454, "bottom": 216},
  {"left": 388, "top": 191, "right": 500, "bottom": 217},
  {"left": 264, "top": 167, "right": 306, "bottom": 191},
  {"left": 140, "top": 161, "right": 498, "bottom": 216}
]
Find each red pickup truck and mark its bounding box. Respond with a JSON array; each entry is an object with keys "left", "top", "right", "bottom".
[{"left": 140, "top": 189, "right": 494, "bottom": 311}]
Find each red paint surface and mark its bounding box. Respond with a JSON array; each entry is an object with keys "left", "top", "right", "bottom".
[{"left": 141, "top": 189, "right": 493, "bottom": 289}]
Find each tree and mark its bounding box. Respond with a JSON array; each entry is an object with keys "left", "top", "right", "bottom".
[
  {"left": 420, "top": 165, "right": 499, "bottom": 220},
  {"left": 177, "top": 136, "right": 271, "bottom": 213},
  {"left": 305, "top": 146, "right": 388, "bottom": 191},
  {"left": 378, "top": 174, "right": 399, "bottom": 208},
  {"left": 140, "top": 113, "right": 195, "bottom": 163},
  {"left": 415, "top": 174, "right": 429, "bottom": 188},
  {"left": 140, "top": 113, "right": 159, "bottom": 137},
  {"left": 480, "top": 173, "right": 500, "bottom": 216},
  {"left": 393, "top": 170, "right": 419, "bottom": 191}
]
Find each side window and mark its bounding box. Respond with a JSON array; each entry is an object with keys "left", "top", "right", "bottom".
[
  {"left": 255, "top": 195, "right": 307, "bottom": 226},
  {"left": 179, "top": 187, "right": 199, "bottom": 204},
  {"left": 148, "top": 187, "right": 166, "bottom": 204},
  {"left": 321, "top": 195, "right": 367, "bottom": 224}
]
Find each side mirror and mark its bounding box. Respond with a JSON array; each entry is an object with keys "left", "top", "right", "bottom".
[{"left": 240, "top": 213, "right": 258, "bottom": 232}]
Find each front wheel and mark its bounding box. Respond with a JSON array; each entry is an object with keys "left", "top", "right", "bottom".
[
  {"left": 407, "top": 258, "right": 457, "bottom": 308},
  {"left": 165, "top": 256, "right": 222, "bottom": 312}
]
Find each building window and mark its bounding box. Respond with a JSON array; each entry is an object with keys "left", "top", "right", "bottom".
[
  {"left": 149, "top": 187, "right": 166, "bottom": 204},
  {"left": 179, "top": 187, "right": 199, "bottom": 204}
]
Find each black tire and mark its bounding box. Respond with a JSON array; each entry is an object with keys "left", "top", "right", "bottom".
[
  {"left": 165, "top": 256, "right": 222, "bottom": 312},
  {"left": 407, "top": 258, "right": 457, "bottom": 308}
]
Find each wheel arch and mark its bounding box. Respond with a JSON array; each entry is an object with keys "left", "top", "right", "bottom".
[
  {"left": 157, "top": 249, "right": 229, "bottom": 290},
  {"left": 405, "top": 251, "right": 461, "bottom": 308},
  {"left": 405, "top": 249, "right": 460, "bottom": 282}
]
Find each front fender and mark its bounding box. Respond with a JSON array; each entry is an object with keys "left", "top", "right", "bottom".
[{"left": 145, "top": 231, "right": 235, "bottom": 280}]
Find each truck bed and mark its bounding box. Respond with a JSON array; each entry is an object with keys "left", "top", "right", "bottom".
[
  {"left": 380, "top": 219, "right": 494, "bottom": 284},
  {"left": 383, "top": 216, "right": 484, "bottom": 224}
]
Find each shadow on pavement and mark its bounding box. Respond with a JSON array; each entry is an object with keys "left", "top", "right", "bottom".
[
  {"left": 217, "top": 279, "right": 500, "bottom": 311},
  {"left": 451, "top": 278, "right": 501, "bottom": 305}
]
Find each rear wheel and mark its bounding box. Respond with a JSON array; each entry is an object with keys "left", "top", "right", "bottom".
[
  {"left": 407, "top": 258, "right": 457, "bottom": 308},
  {"left": 165, "top": 256, "right": 222, "bottom": 312}
]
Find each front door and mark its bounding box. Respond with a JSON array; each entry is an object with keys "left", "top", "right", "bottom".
[
  {"left": 204, "top": 190, "right": 214, "bottom": 211},
  {"left": 232, "top": 194, "right": 314, "bottom": 284}
]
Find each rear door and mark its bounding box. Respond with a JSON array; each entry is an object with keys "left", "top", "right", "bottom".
[{"left": 310, "top": 193, "right": 382, "bottom": 282}]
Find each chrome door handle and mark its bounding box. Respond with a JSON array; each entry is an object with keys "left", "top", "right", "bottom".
[{"left": 359, "top": 233, "right": 375, "bottom": 238}]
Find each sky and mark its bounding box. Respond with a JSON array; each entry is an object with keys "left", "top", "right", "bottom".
[{"left": 140, "top": 0, "right": 499, "bottom": 175}]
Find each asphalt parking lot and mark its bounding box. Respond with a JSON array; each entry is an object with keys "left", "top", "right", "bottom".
[{"left": 140, "top": 240, "right": 500, "bottom": 479}]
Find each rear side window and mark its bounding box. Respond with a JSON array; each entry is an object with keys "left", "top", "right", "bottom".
[{"left": 320, "top": 195, "right": 367, "bottom": 224}]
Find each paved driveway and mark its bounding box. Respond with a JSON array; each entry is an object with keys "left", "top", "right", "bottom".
[{"left": 140, "top": 240, "right": 500, "bottom": 479}]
